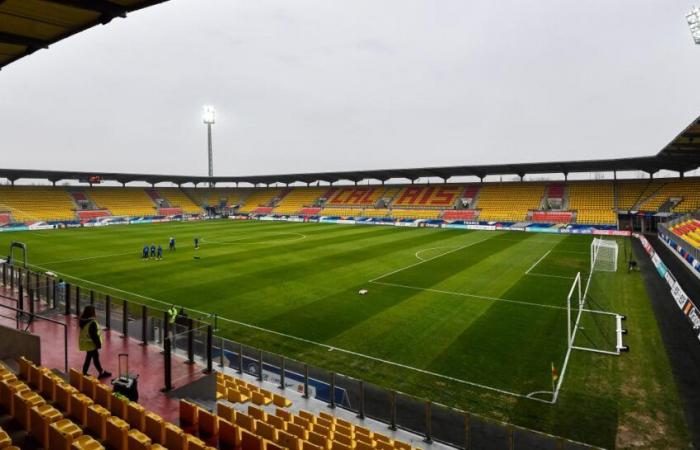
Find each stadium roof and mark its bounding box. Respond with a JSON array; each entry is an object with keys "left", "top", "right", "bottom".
[
  {"left": 0, "top": 0, "right": 170, "bottom": 69},
  {"left": 1, "top": 117, "right": 699, "bottom": 186}
]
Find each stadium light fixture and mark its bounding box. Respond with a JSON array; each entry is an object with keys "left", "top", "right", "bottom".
[
  {"left": 202, "top": 105, "right": 216, "bottom": 124},
  {"left": 687, "top": 6, "right": 700, "bottom": 44},
  {"left": 202, "top": 105, "right": 216, "bottom": 185}
]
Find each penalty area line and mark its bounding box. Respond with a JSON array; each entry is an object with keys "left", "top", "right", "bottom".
[
  {"left": 525, "top": 250, "right": 551, "bottom": 275},
  {"left": 370, "top": 281, "right": 569, "bottom": 311},
  {"left": 24, "top": 261, "right": 549, "bottom": 404},
  {"left": 370, "top": 236, "right": 492, "bottom": 283}
]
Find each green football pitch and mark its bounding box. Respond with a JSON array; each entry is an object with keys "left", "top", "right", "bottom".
[{"left": 0, "top": 220, "right": 690, "bottom": 447}]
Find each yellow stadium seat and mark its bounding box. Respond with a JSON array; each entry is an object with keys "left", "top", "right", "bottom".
[
  {"left": 86, "top": 404, "right": 111, "bottom": 440},
  {"left": 144, "top": 412, "right": 165, "bottom": 445},
  {"left": 127, "top": 401, "right": 146, "bottom": 431},
  {"left": 71, "top": 434, "right": 104, "bottom": 450},
  {"left": 30, "top": 403, "right": 63, "bottom": 450},
  {"left": 219, "top": 418, "right": 239, "bottom": 450},
  {"left": 106, "top": 416, "right": 130, "bottom": 450},
  {"left": 49, "top": 418, "right": 82, "bottom": 450},
  {"left": 127, "top": 429, "right": 152, "bottom": 450}
]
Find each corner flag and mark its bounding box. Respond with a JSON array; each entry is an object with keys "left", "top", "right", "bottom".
[{"left": 551, "top": 362, "right": 559, "bottom": 391}]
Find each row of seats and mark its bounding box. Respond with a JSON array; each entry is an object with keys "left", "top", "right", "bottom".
[
  {"left": 216, "top": 372, "right": 291, "bottom": 409},
  {"left": 441, "top": 210, "right": 478, "bottom": 221},
  {"left": 5, "top": 356, "right": 216, "bottom": 450},
  {"left": 531, "top": 211, "right": 573, "bottom": 223},
  {"left": 210, "top": 372, "right": 419, "bottom": 450},
  {"left": 670, "top": 219, "right": 700, "bottom": 249},
  {"left": 210, "top": 400, "right": 416, "bottom": 450}
]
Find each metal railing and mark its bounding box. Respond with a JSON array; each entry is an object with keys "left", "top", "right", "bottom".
[{"left": 0, "top": 262, "right": 598, "bottom": 450}]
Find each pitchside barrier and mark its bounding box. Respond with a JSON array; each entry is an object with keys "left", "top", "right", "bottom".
[
  {"left": 0, "top": 262, "right": 598, "bottom": 450},
  {"left": 637, "top": 233, "right": 700, "bottom": 341}
]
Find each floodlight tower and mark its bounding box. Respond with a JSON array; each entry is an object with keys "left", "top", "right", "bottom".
[
  {"left": 688, "top": 6, "right": 700, "bottom": 44},
  {"left": 202, "top": 105, "right": 216, "bottom": 186}
]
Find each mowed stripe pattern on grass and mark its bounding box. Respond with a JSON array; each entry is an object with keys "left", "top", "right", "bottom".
[{"left": 4, "top": 220, "right": 591, "bottom": 397}]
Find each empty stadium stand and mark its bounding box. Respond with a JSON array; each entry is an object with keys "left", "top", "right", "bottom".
[
  {"left": 86, "top": 188, "right": 158, "bottom": 218},
  {"left": 476, "top": 183, "right": 544, "bottom": 222},
  {"left": 616, "top": 180, "right": 664, "bottom": 211},
  {"left": 0, "top": 178, "right": 698, "bottom": 226},
  {"left": 0, "top": 186, "right": 75, "bottom": 222},
  {"left": 327, "top": 187, "right": 384, "bottom": 207},
  {"left": 156, "top": 188, "right": 202, "bottom": 214},
  {"left": 273, "top": 188, "right": 326, "bottom": 215},
  {"left": 238, "top": 189, "right": 282, "bottom": 213},
  {"left": 637, "top": 179, "right": 700, "bottom": 213},
  {"left": 392, "top": 185, "right": 463, "bottom": 208},
  {"left": 567, "top": 182, "right": 617, "bottom": 225},
  {"left": 185, "top": 188, "right": 252, "bottom": 209}
]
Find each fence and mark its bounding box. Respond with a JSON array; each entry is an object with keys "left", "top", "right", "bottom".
[{"left": 0, "top": 262, "right": 598, "bottom": 450}]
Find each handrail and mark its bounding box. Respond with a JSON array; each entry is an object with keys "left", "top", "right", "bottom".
[{"left": 0, "top": 301, "right": 68, "bottom": 373}]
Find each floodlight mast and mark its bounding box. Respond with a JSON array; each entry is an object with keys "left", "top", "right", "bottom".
[
  {"left": 202, "top": 105, "right": 216, "bottom": 187},
  {"left": 688, "top": 6, "right": 700, "bottom": 45}
]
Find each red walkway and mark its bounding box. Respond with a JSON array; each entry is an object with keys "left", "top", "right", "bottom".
[{"left": 0, "top": 287, "right": 205, "bottom": 423}]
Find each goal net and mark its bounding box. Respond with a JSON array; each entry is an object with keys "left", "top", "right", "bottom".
[{"left": 590, "top": 238, "right": 618, "bottom": 273}]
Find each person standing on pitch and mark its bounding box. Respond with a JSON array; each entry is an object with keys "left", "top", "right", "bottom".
[
  {"left": 194, "top": 237, "right": 199, "bottom": 250},
  {"left": 169, "top": 237, "right": 176, "bottom": 251},
  {"left": 157, "top": 245, "right": 163, "bottom": 260},
  {"left": 78, "top": 305, "right": 112, "bottom": 378}
]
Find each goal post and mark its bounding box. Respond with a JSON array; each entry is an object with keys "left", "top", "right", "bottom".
[{"left": 591, "top": 238, "right": 618, "bottom": 273}]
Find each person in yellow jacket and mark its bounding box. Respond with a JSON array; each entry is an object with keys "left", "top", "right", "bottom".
[{"left": 78, "top": 305, "right": 112, "bottom": 379}]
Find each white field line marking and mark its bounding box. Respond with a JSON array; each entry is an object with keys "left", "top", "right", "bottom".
[
  {"left": 202, "top": 232, "right": 307, "bottom": 245},
  {"left": 371, "top": 281, "right": 569, "bottom": 311},
  {"left": 525, "top": 250, "right": 551, "bottom": 275},
  {"left": 25, "top": 260, "right": 549, "bottom": 403},
  {"left": 551, "top": 251, "right": 624, "bottom": 403},
  {"left": 414, "top": 246, "right": 457, "bottom": 262},
  {"left": 37, "top": 251, "right": 137, "bottom": 266},
  {"left": 550, "top": 250, "right": 589, "bottom": 254},
  {"left": 526, "top": 390, "right": 553, "bottom": 401},
  {"left": 526, "top": 272, "right": 577, "bottom": 280},
  {"left": 369, "top": 237, "right": 492, "bottom": 283}
]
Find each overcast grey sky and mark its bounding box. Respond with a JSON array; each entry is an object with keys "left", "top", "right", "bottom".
[{"left": 1, "top": 0, "right": 699, "bottom": 178}]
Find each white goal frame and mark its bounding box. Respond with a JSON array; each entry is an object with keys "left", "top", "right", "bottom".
[{"left": 590, "top": 238, "right": 618, "bottom": 273}]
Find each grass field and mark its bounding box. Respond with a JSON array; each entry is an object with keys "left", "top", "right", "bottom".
[{"left": 0, "top": 220, "right": 690, "bottom": 448}]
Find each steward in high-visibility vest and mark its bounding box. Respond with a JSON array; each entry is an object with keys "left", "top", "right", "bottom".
[
  {"left": 79, "top": 318, "right": 103, "bottom": 351},
  {"left": 78, "top": 305, "right": 111, "bottom": 378},
  {"left": 168, "top": 306, "right": 178, "bottom": 324}
]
